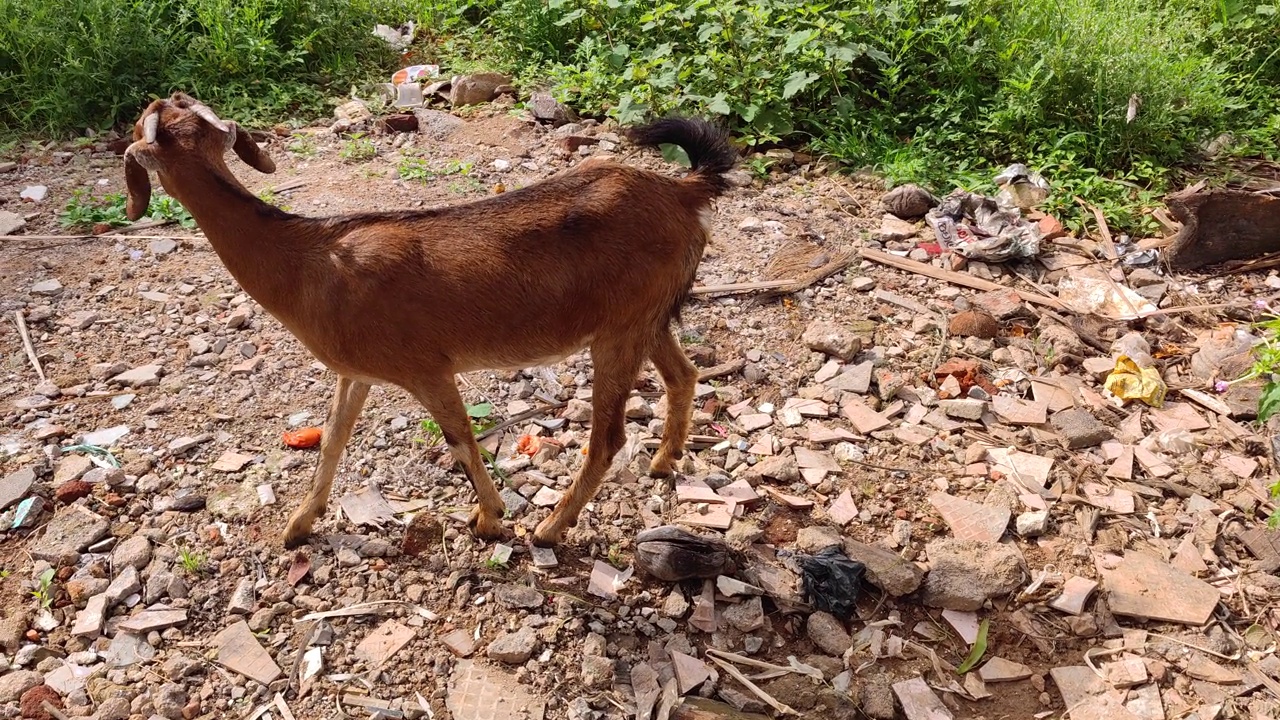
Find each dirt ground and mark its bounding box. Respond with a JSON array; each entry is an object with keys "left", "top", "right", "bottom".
[{"left": 1, "top": 100, "right": 1278, "bottom": 720}]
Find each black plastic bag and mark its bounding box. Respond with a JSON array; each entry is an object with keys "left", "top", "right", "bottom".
[{"left": 797, "top": 546, "right": 866, "bottom": 617}]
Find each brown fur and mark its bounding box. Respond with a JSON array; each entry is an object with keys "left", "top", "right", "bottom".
[{"left": 122, "top": 93, "right": 734, "bottom": 547}]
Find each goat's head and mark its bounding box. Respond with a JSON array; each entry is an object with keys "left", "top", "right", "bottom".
[{"left": 123, "top": 92, "right": 277, "bottom": 221}]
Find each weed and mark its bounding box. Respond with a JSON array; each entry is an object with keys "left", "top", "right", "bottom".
[
  {"left": 483, "top": 556, "right": 508, "bottom": 571},
  {"left": 417, "top": 402, "right": 494, "bottom": 447},
  {"left": 257, "top": 189, "right": 291, "bottom": 212},
  {"left": 398, "top": 157, "right": 475, "bottom": 183},
  {"left": 286, "top": 136, "right": 318, "bottom": 157},
  {"left": 177, "top": 546, "right": 206, "bottom": 575},
  {"left": 745, "top": 156, "right": 774, "bottom": 181},
  {"left": 60, "top": 190, "right": 130, "bottom": 229},
  {"left": 61, "top": 190, "right": 194, "bottom": 229},
  {"left": 447, "top": 177, "right": 484, "bottom": 195},
  {"left": 607, "top": 544, "right": 626, "bottom": 569},
  {"left": 30, "top": 567, "right": 55, "bottom": 609},
  {"left": 418, "top": 418, "right": 444, "bottom": 446},
  {"left": 339, "top": 133, "right": 376, "bottom": 163},
  {"left": 147, "top": 195, "right": 196, "bottom": 227}
]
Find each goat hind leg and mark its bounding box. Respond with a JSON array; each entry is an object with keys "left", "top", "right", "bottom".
[
  {"left": 648, "top": 329, "right": 697, "bottom": 479},
  {"left": 534, "top": 342, "right": 643, "bottom": 547},
  {"left": 284, "top": 376, "right": 370, "bottom": 548},
  {"left": 411, "top": 375, "right": 506, "bottom": 540}
]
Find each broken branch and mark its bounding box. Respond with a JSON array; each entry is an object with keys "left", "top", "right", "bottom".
[
  {"left": 860, "top": 247, "right": 1066, "bottom": 311},
  {"left": 13, "top": 310, "right": 45, "bottom": 382}
]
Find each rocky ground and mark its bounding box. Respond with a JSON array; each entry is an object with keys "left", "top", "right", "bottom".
[{"left": 2, "top": 90, "right": 1280, "bottom": 720}]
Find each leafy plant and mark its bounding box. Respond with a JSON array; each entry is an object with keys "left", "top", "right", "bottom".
[
  {"left": 418, "top": 418, "right": 444, "bottom": 446},
  {"left": 745, "top": 156, "right": 774, "bottom": 181},
  {"left": 257, "top": 189, "right": 291, "bottom": 212},
  {"left": 1236, "top": 311, "right": 1280, "bottom": 526},
  {"left": 60, "top": 190, "right": 130, "bottom": 229},
  {"left": 339, "top": 133, "right": 376, "bottom": 162},
  {"left": 148, "top": 195, "right": 196, "bottom": 227},
  {"left": 61, "top": 190, "right": 195, "bottom": 229},
  {"left": 607, "top": 544, "right": 626, "bottom": 569},
  {"left": 30, "top": 568, "right": 55, "bottom": 609},
  {"left": 286, "top": 136, "right": 318, "bottom": 157}
]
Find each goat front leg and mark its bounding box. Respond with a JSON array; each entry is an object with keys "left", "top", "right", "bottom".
[
  {"left": 411, "top": 375, "right": 506, "bottom": 540},
  {"left": 647, "top": 329, "right": 697, "bottom": 479},
  {"left": 534, "top": 341, "right": 644, "bottom": 547},
  {"left": 284, "top": 375, "right": 370, "bottom": 548}
]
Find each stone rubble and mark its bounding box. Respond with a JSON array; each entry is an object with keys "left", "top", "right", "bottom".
[{"left": 0, "top": 86, "right": 1277, "bottom": 720}]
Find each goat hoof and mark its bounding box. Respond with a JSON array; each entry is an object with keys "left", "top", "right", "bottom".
[
  {"left": 648, "top": 460, "right": 676, "bottom": 480},
  {"left": 466, "top": 509, "right": 503, "bottom": 541},
  {"left": 282, "top": 528, "right": 312, "bottom": 549},
  {"left": 531, "top": 519, "right": 563, "bottom": 548}
]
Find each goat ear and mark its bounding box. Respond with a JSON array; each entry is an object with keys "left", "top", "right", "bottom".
[
  {"left": 124, "top": 150, "right": 152, "bottom": 221},
  {"left": 228, "top": 122, "right": 276, "bottom": 174}
]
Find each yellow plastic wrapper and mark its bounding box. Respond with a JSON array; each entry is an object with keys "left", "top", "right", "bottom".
[{"left": 1103, "top": 355, "right": 1167, "bottom": 407}]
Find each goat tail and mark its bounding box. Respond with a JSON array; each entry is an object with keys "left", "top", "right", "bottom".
[{"left": 626, "top": 117, "right": 737, "bottom": 197}]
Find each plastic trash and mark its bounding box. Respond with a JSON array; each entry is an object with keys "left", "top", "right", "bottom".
[
  {"left": 373, "top": 22, "right": 416, "bottom": 51},
  {"left": 925, "top": 190, "right": 1042, "bottom": 262},
  {"left": 1103, "top": 355, "right": 1168, "bottom": 407},
  {"left": 391, "top": 64, "right": 440, "bottom": 85},
  {"left": 796, "top": 546, "right": 866, "bottom": 617},
  {"left": 1057, "top": 266, "right": 1158, "bottom": 321},
  {"left": 993, "top": 163, "right": 1050, "bottom": 211}
]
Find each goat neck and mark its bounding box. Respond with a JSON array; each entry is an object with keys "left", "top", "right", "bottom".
[{"left": 155, "top": 155, "right": 331, "bottom": 328}]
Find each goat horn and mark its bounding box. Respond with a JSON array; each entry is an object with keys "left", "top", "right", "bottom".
[
  {"left": 143, "top": 113, "right": 159, "bottom": 144},
  {"left": 189, "top": 103, "right": 229, "bottom": 133}
]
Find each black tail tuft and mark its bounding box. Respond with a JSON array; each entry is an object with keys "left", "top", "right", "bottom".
[{"left": 626, "top": 117, "right": 737, "bottom": 196}]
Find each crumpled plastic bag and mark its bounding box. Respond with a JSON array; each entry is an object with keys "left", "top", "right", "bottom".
[
  {"left": 1058, "top": 267, "right": 1158, "bottom": 321},
  {"left": 926, "top": 190, "right": 1042, "bottom": 262},
  {"left": 796, "top": 546, "right": 866, "bottom": 617},
  {"left": 1103, "top": 355, "right": 1167, "bottom": 407},
  {"left": 994, "top": 163, "right": 1050, "bottom": 211}
]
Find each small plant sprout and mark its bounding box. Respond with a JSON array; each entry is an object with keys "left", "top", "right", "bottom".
[
  {"left": 485, "top": 543, "right": 513, "bottom": 570},
  {"left": 31, "top": 568, "right": 55, "bottom": 609},
  {"left": 608, "top": 544, "right": 626, "bottom": 569},
  {"left": 418, "top": 418, "right": 444, "bottom": 446},
  {"left": 178, "top": 546, "right": 206, "bottom": 575},
  {"left": 339, "top": 133, "right": 376, "bottom": 162}
]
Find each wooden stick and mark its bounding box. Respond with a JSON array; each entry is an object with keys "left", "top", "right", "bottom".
[
  {"left": 41, "top": 702, "right": 72, "bottom": 720},
  {"left": 1075, "top": 197, "right": 1119, "bottom": 261},
  {"left": 691, "top": 251, "right": 851, "bottom": 298},
  {"left": 2, "top": 234, "right": 199, "bottom": 242},
  {"left": 697, "top": 359, "right": 745, "bottom": 382},
  {"left": 13, "top": 311, "right": 45, "bottom": 382},
  {"left": 859, "top": 247, "right": 1066, "bottom": 311},
  {"left": 691, "top": 279, "right": 796, "bottom": 296}
]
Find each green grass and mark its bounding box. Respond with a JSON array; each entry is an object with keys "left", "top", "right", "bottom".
[
  {"left": 0, "top": 0, "right": 404, "bottom": 135},
  {"left": 177, "top": 546, "right": 206, "bottom": 575}
]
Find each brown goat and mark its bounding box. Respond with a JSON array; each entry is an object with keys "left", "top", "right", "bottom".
[{"left": 122, "top": 92, "right": 736, "bottom": 548}]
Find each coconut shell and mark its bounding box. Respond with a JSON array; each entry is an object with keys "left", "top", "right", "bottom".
[{"left": 949, "top": 309, "right": 999, "bottom": 339}]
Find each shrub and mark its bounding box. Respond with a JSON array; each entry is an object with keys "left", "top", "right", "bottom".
[{"left": 0, "top": 0, "right": 404, "bottom": 134}]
